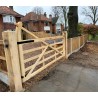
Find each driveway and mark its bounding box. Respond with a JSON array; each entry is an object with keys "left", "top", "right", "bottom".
[
  {"left": 25, "top": 42, "right": 98, "bottom": 92},
  {"left": 26, "top": 61, "right": 98, "bottom": 92},
  {"left": 0, "top": 42, "right": 98, "bottom": 92}
]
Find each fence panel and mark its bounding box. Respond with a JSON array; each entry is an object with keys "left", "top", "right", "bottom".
[
  {"left": 67, "top": 34, "right": 88, "bottom": 57},
  {"left": 80, "top": 35, "right": 84, "bottom": 46},
  {"left": 72, "top": 37, "right": 80, "bottom": 52},
  {"left": 67, "top": 39, "right": 72, "bottom": 55},
  {"left": 0, "top": 40, "right": 7, "bottom": 73}
]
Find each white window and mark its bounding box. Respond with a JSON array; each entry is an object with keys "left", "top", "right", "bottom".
[{"left": 3, "top": 15, "right": 16, "bottom": 23}]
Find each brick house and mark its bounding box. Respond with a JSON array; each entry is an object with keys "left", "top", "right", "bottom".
[
  {"left": 21, "top": 12, "right": 52, "bottom": 33},
  {"left": 0, "top": 6, "right": 23, "bottom": 39},
  {"left": 51, "top": 16, "right": 64, "bottom": 34}
]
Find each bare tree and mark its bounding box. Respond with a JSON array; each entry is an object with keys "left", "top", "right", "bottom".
[
  {"left": 82, "top": 6, "right": 98, "bottom": 25},
  {"left": 51, "top": 6, "right": 69, "bottom": 30},
  {"left": 52, "top": 6, "right": 60, "bottom": 16},
  {"left": 32, "top": 6, "right": 43, "bottom": 15}
]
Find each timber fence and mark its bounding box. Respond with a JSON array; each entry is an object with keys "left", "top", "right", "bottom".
[{"left": 0, "top": 22, "right": 88, "bottom": 91}]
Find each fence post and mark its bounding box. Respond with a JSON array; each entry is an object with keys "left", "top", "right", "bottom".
[
  {"left": 15, "top": 22, "right": 25, "bottom": 78},
  {"left": 70, "top": 38, "right": 72, "bottom": 54},
  {"left": 83, "top": 35, "right": 85, "bottom": 45},
  {"left": 63, "top": 31, "right": 68, "bottom": 59},
  {"left": 79, "top": 36, "right": 80, "bottom": 48},
  {"left": 2, "top": 31, "right": 23, "bottom": 92}
]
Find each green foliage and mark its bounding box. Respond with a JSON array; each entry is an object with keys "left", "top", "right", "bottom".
[{"left": 77, "top": 23, "right": 84, "bottom": 34}]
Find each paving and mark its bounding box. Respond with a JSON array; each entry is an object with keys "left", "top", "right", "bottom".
[{"left": 26, "top": 61, "right": 98, "bottom": 92}]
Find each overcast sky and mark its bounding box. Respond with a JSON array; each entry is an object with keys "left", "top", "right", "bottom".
[{"left": 13, "top": 6, "right": 93, "bottom": 24}]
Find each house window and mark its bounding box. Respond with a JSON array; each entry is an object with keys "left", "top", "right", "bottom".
[
  {"left": 10, "top": 16, "right": 13, "bottom": 22},
  {"left": 3, "top": 15, "right": 16, "bottom": 23}
]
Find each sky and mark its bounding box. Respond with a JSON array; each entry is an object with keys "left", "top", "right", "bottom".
[{"left": 13, "top": 6, "right": 93, "bottom": 24}]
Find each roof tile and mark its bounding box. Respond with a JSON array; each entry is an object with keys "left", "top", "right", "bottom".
[
  {"left": 22, "top": 12, "right": 51, "bottom": 22},
  {"left": 0, "top": 6, "right": 23, "bottom": 17}
]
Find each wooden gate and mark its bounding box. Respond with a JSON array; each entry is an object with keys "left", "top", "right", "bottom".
[
  {"left": 1, "top": 22, "right": 88, "bottom": 91},
  {"left": 0, "top": 40, "right": 8, "bottom": 84},
  {"left": 16, "top": 22, "right": 67, "bottom": 82}
]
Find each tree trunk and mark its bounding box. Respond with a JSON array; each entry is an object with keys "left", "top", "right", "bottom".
[
  {"left": 63, "top": 9, "right": 67, "bottom": 30},
  {"left": 67, "top": 6, "right": 78, "bottom": 38}
]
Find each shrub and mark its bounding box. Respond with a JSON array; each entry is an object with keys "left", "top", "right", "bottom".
[
  {"left": 83, "top": 24, "right": 98, "bottom": 38},
  {"left": 77, "top": 23, "right": 84, "bottom": 34}
]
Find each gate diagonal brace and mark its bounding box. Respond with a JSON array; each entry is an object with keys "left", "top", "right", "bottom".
[
  {"left": 21, "top": 27, "right": 63, "bottom": 55},
  {"left": 26, "top": 46, "right": 48, "bottom": 77}
]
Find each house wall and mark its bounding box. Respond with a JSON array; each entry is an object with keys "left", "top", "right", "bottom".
[
  {"left": 16, "top": 17, "right": 21, "bottom": 22},
  {"left": 33, "top": 22, "right": 39, "bottom": 31},
  {"left": 23, "top": 20, "right": 52, "bottom": 38},
  {"left": 3, "top": 15, "right": 16, "bottom": 23},
  {"left": 3, "top": 16, "right": 21, "bottom": 31},
  {"left": 3, "top": 23, "right": 16, "bottom": 31},
  {"left": 38, "top": 21, "right": 44, "bottom": 31},
  {"left": 61, "top": 24, "right": 64, "bottom": 32},
  {"left": 0, "top": 15, "right": 3, "bottom": 39},
  {"left": 49, "top": 22, "right": 52, "bottom": 33},
  {"left": 27, "top": 21, "right": 34, "bottom": 31},
  {"left": 52, "top": 24, "right": 56, "bottom": 34}
]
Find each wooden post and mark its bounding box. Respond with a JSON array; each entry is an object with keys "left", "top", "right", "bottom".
[
  {"left": 79, "top": 36, "right": 80, "bottom": 48},
  {"left": 2, "top": 31, "right": 23, "bottom": 92},
  {"left": 83, "top": 35, "right": 85, "bottom": 45},
  {"left": 70, "top": 38, "right": 72, "bottom": 54},
  {"left": 16, "top": 22, "right": 25, "bottom": 78},
  {"left": 63, "top": 31, "right": 68, "bottom": 59},
  {"left": 41, "top": 43, "right": 45, "bottom": 66}
]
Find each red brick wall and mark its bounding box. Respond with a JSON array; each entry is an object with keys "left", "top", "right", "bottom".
[
  {"left": 0, "top": 15, "right": 3, "bottom": 39},
  {"left": 52, "top": 24, "right": 56, "bottom": 34},
  {"left": 3, "top": 23, "right": 16, "bottom": 31},
  {"left": 26, "top": 21, "right": 40, "bottom": 32},
  {"left": 27, "top": 21, "right": 34, "bottom": 31},
  {"left": 61, "top": 24, "right": 64, "bottom": 32},
  {"left": 49, "top": 22, "right": 52, "bottom": 33},
  {"left": 16, "top": 17, "right": 21, "bottom": 22},
  {"left": 23, "top": 21, "right": 52, "bottom": 33},
  {"left": 33, "top": 22, "right": 39, "bottom": 31}
]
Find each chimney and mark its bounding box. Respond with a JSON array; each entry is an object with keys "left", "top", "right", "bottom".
[
  {"left": 49, "top": 14, "right": 52, "bottom": 19},
  {"left": 44, "top": 12, "right": 47, "bottom": 17},
  {"left": 9, "top": 6, "right": 13, "bottom": 10}
]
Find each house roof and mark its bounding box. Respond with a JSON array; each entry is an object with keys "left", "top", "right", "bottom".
[
  {"left": 52, "top": 17, "right": 59, "bottom": 24},
  {"left": 21, "top": 12, "right": 51, "bottom": 22},
  {"left": 0, "top": 6, "right": 23, "bottom": 17}
]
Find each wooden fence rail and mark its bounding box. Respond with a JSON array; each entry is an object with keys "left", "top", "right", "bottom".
[{"left": 0, "top": 22, "right": 88, "bottom": 92}]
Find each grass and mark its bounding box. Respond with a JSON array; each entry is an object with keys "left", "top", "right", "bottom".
[{"left": 89, "top": 34, "right": 98, "bottom": 41}]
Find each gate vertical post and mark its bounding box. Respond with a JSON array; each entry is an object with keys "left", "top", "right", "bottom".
[
  {"left": 63, "top": 31, "right": 68, "bottom": 59},
  {"left": 2, "top": 31, "right": 23, "bottom": 92},
  {"left": 15, "top": 22, "right": 25, "bottom": 78}
]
